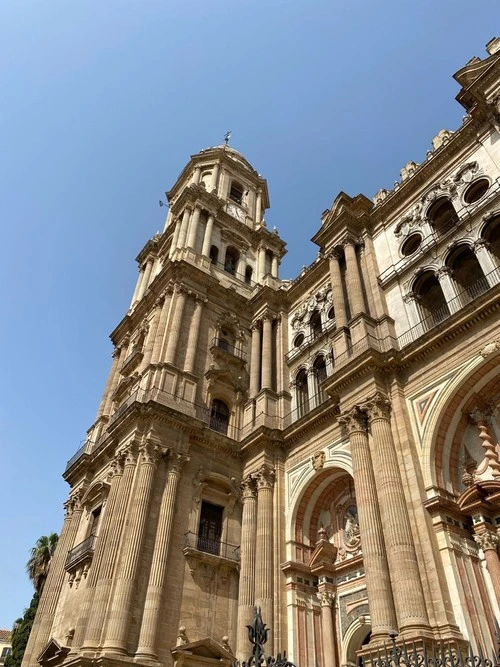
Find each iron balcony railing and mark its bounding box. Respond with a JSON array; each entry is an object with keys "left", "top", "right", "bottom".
[
  {"left": 211, "top": 337, "right": 247, "bottom": 361},
  {"left": 183, "top": 531, "right": 240, "bottom": 562},
  {"left": 65, "top": 534, "right": 96, "bottom": 571},
  {"left": 210, "top": 256, "right": 257, "bottom": 286}
]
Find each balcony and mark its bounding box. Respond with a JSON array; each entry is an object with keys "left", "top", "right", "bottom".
[
  {"left": 65, "top": 534, "right": 96, "bottom": 572},
  {"left": 183, "top": 531, "right": 240, "bottom": 561},
  {"left": 210, "top": 337, "right": 247, "bottom": 362}
]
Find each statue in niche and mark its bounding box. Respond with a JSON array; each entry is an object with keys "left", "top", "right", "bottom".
[{"left": 343, "top": 506, "right": 360, "bottom": 545}]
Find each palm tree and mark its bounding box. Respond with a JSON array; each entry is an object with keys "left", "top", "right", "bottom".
[{"left": 26, "top": 533, "right": 59, "bottom": 594}]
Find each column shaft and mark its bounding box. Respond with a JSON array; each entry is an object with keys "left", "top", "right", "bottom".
[
  {"left": 82, "top": 449, "right": 137, "bottom": 651},
  {"left": 271, "top": 255, "right": 279, "bottom": 278},
  {"left": 343, "top": 241, "right": 365, "bottom": 317},
  {"left": 211, "top": 163, "right": 220, "bottom": 193},
  {"left": 136, "top": 454, "right": 185, "bottom": 659},
  {"left": 187, "top": 207, "right": 201, "bottom": 250},
  {"left": 201, "top": 215, "right": 215, "bottom": 256},
  {"left": 151, "top": 290, "right": 173, "bottom": 367},
  {"left": 339, "top": 408, "right": 397, "bottom": 641},
  {"left": 137, "top": 259, "right": 154, "bottom": 301},
  {"left": 72, "top": 460, "right": 124, "bottom": 649},
  {"left": 170, "top": 219, "right": 181, "bottom": 256},
  {"left": 103, "top": 443, "right": 159, "bottom": 653},
  {"left": 130, "top": 267, "right": 144, "bottom": 306},
  {"left": 141, "top": 297, "right": 164, "bottom": 371},
  {"left": 164, "top": 288, "right": 187, "bottom": 366},
  {"left": 318, "top": 592, "right": 336, "bottom": 667},
  {"left": 250, "top": 324, "right": 261, "bottom": 397},
  {"left": 177, "top": 208, "right": 191, "bottom": 249},
  {"left": 236, "top": 477, "right": 258, "bottom": 661},
  {"left": 258, "top": 246, "right": 266, "bottom": 281},
  {"left": 474, "top": 533, "right": 500, "bottom": 608},
  {"left": 366, "top": 394, "right": 430, "bottom": 636},
  {"left": 255, "top": 190, "right": 262, "bottom": 223},
  {"left": 184, "top": 298, "right": 204, "bottom": 374},
  {"left": 255, "top": 466, "right": 275, "bottom": 653},
  {"left": 96, "top": 348, "right": 121, "bottom": 420},
  {"left": 23, "top": 497, "right": 84, "bottom": 667},
  {"left": 102, "top": 344, "right": 128, "bottom": 416},
  {"left": 261, "top": 317, "right": 273, "bottom": 390}
]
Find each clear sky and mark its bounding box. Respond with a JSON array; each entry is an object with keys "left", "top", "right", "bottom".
[{"left": 0, "top": 0, "right": 499, "bottom": 628}]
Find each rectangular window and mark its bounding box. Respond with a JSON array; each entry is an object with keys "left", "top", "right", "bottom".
[{"left": 197, "top": 501, "right": 223, "bottom": 555}]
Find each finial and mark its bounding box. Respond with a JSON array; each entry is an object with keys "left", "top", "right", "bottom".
[{"left": 224, "top": 130, "right": 232, "bottom": 145}]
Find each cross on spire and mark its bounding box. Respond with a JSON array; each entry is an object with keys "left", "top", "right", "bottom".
[{"left": 224, "top": 130, "right": 232, "bottom": 145}]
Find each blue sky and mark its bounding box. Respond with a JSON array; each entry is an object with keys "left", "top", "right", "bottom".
[{"left": 0, "top": 0, "right": 499, "bottom": 628}]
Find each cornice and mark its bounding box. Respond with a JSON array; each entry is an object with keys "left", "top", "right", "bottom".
[{"left": 286, "top": 255, "right": 329, "bottom": 301}]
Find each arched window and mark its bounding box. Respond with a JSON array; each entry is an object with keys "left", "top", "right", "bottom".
[
  {"left": 296, "top": 369, "right": 309, "bottom": 419},
  {"left": 229, "top": 181, "right": 244, "bottom": 204},
  {"left": 482, "top": 215, "right": 500, "bottom": 265},
  {"left": 245, "top": 265, "right": 253, "bottom": 284},
  {"left": 217, "top": 326, "right": 235, "bottom": 352},
  {"left": 210, "top": 399, "right": 230, "bottom": 435},
  {"left": 310, "top": 310, "right": 322, "bottom": 338},
  {"left": 313, "top": 355, "right": 327, "bottom": 403},
  {"left": 427, "top": 197, "right": 458, "bottom": 235},
  {"left": 446, "top": 245, "right": 488, "bottom": 301},
  {"left": 209, "top": 245, "right": 219, "bottom": 265},
  {"left": 224, "top": 246, "right": 239, "bottom": 275},
  {"left": 414, "top": 271, "right": 450, "bottom": 329}
]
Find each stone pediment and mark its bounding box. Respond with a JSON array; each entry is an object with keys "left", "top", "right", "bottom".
[
  {"left": 308, "top": 536, "right": 337, "bottom": 574},
  {"left": 37, "top": 638, "right": 70, "bottom": 666},
  {"left": 172, "top": 637, "right": 234, "bottom": 665}
]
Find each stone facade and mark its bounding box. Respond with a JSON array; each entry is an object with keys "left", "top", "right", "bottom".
[{"left": 24, "top": 41, "right": 500, "bottom": 667}]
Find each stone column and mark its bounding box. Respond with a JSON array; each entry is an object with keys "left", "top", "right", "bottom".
[
  {"left": 470, "top": 409, "right": 500, "bottom": 478},
  {"left": 255, "top": 189, "right": 262, "bottom": 223},
  {"left": 255, "top": 465, "right": 275, "bottom": 653},
  {"left": 364, "top": 393, "right": 431, "bottom": 637},
  {"left": 307, "top": 368, "right": 317, "bottom": 410},
  {"left": 258, "top": 245, "right": 267, "bottom": 281},
  {"left": 151, "top": 289, "right": 173, "bottom": 367},
  {"left": 130, "top": 266, "right": 144, "bottom": 306},
  {"left": 170, "top": 218, "right": 181, "bottom": 257},
  {"left": 103, "top": 441, "right": 160, "bottom": 654},
  {"left": 474, "top": 531, "right": 500, "bottom": 608},
  {"left": 136, "top": 453, "right": 188, "bottom": 660},
  {"left": 137, "top": 258, "right": 154, "bottom": 302},
  {"left": 474, "top": 238, "right": 498, "bottom": 284},
  {"left": 317, "top": 590, "right": 336, "bottom": 667},
  {"left": 141, "top": 296, "right": 164, "bottom": 371},
  {"left": 184, "top": 297, "right": 204, "bottom": 375},
  {"left": 23, "top": 491, "right": 84, "bottom": 667},
  {"left": 102, "top": 343, "right": 128, "bottom": 417},
  {"left": 328, "top": 251, "right": 348, "bottom": 327},
  {"left": 187, "top": 206, "right": 201, "bottom": 250},
  {"left": 201, "top": 214, "right": 215, "bottom": 256},
  {"left": 261, "top": 315, "right": 273, "bottom": 390},
  {"left": 164, "top": 286, "right": 187, "bottom": 366},
  {"left": 250, "top": 322, "right": 261, "bottom": 398},
  {"left": 338, "top": 408, "right": 397, "bottom": 641},
  {"left": 343, "top": 238, "right": 365, "bottom": 317},
  {"left": 237, "top": 250, "right": 247, "bottom": 279},
  {"left": 96, "top": 346, "right": 121, "bottom": 420},
  {"left": 192, "top": 166, "right": 201, "bottom": 184},
  {"left": 211, "top": 162, "right": 220, "bottom": 193},
  {"left": 82, "top": 445, "right": 138, "bottom": 651},
  {"left": 271, "top": 255, "right": 279, "bottom": 278},
  {"left": 236, "top": 475, "right": 258, "bottom": 661},
  {"left": 72, "top": 455, "right": 125, "bottom": 649},
  {"left": 436, "top": 267, "right": 460, "bottom": 313},
  {"left": 177, "top": 208, "right": 191, "bottom": 250}
]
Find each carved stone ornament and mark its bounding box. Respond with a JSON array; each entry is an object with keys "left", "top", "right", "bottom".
[
  {"left": 343, "top": 505, "right": 361, "bottom": 546},
  {"left": 169, "top": 452, "right": 190, "bottom": 475},
  {"left": 338, "top": 407, "right": 367, "bottom": 435},
  {"left": 394, "top": 203, "right": 423, "bottom": 238},
  {"left": 363, "top": 392, "right": 392, "bottom": 422},
  {"left": 474, "top": 531, "right": 500, "bottom": 551},
  {"left": 311, "top": 451, "right": 326, "bottom": 471},
  {"left": 432, "top": 129, "right": 453, "bottom": 151},
  {"left": 255, "top": 465, "right": 275, "bottom": 490},
  {"left": 241, "top": 474, "right": 257, "bottom": 499},
  {"left": 139, "top": 439, "right": 161, "bottom": 465},
  {"left": 317, "top": 590, "right": 335, "bottom": 607},
  {"left": 480, "top": 340, "right": 500, "bottom": 358},
  {"left": 373, "top": 188, "right": 389, "bottom": 206},
  {"left": 400, "top": 161, "right": 419, "bottom": 182},
  {"left": 454, "top": 161, "right": 479, "bottom": 185}
]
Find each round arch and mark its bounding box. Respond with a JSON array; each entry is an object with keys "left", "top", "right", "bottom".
[
  {"left": 420, "top": 346, "right": 500, "bottom": 491},
  {"left": 341, "top": 615, "right": 371, "bottom": 667}
]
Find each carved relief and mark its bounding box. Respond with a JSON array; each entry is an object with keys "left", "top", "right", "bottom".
[{"left": 311, "top": 451, "right": 326, "bottom": 471}]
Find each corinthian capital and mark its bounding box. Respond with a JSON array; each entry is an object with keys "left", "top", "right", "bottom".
[
  {"left": 317, "top": 590, "right": 335, "bottom": 607},
  {"left": 362, "top": 392, "right": 391, "bottom": 422},
  {"left": 169, "top": 452, "right": 190, "bottom": 475},
  {"left": 474, "top": 531, "right": 500, "bottom": 551},
  {"left": 255, "top": 464, "right": 275, "bottom": 490},
  {"left": 338, "top": 407, "right": 367, "bottom": 435},
  {"left": 139, "top": 439, "right": 162, "bottom": 466},
  {"left": 241, "top": 474, "right": 257, "bottom": 499}
]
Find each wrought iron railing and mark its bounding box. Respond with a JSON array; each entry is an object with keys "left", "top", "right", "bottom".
[
  {"left": 212, "top": 337, "right": 247, "bottom": 361},
  {"left": 285, "top": 318, "right": 337, "bottom": 362},
  {"left": 183, "top": 531, "right": 240, "bottom": 562},
  {"left": 65, "top": 534, "right": 96, "bottom": 571}
]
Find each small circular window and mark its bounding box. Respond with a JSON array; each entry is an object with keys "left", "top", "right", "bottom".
[
  {"left": 463, "top": 178, "right": 489, "bottom": 204},
  {"left": 401, "top": 233, "right": 422, "bottom": 257},
  {"left": 294, "top": 333, "right": 305, "bottom": 347}
]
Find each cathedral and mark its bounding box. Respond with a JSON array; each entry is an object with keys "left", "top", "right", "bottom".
[{"left": 23, "top": 38, "right": 500, "bottom": 667}]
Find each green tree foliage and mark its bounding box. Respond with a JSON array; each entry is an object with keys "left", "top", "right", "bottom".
[
  {"left": 5, "top": 592, "right": 39, "bottom": 667},
  {"left": 5, "top": 532, "right": 59, "bottom": 667},
  {"left": 26, "top": 533, "right": 58, "bottom": 595}
]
